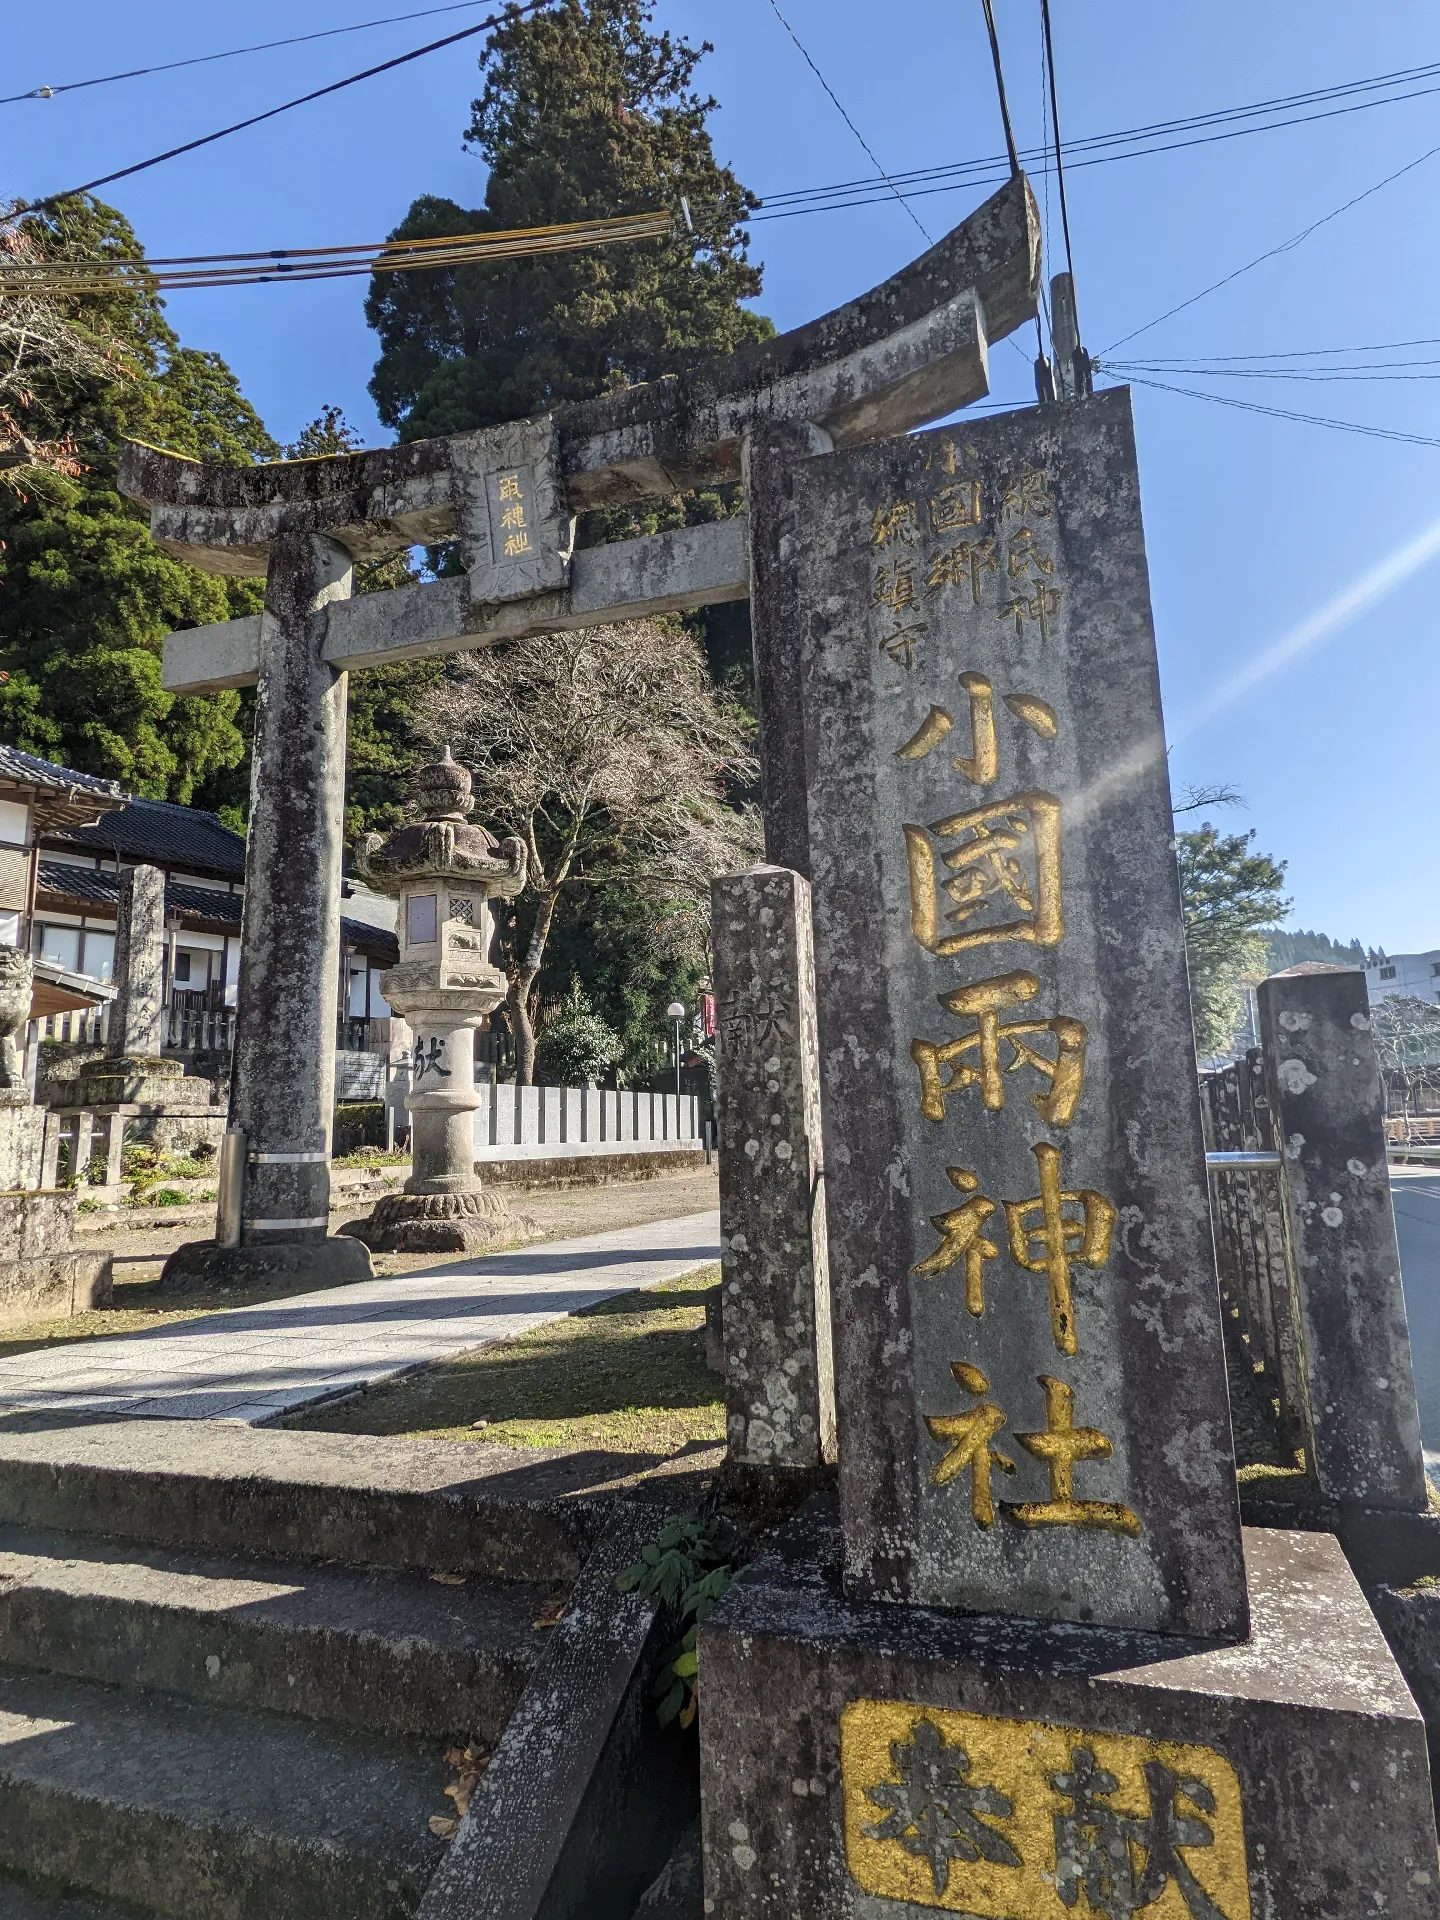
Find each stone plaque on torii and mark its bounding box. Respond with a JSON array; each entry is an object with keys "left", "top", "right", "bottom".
[{"left": 118, "top": 176, "right": 1041, "bottom": 1280}]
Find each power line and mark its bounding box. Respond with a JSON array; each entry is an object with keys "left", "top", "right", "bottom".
[
  {"left": 752, "top": 60, "right": 1440, "bottom": 219},
  {"left": 1109, "top": 335, "right": 1440, "bottom": 364},
  {"left": 1102, "top": 136, "right": 1440, "bottom": 353},
  {"left": 760, "top": 0, "right": 932, "bottom": 245},
  {"left": 13, "top": 0, "right": 556, "bottom": 218},
  {"left": 3, "top": 213, "right": 672, "bottom": 295},
  {"left": 977, "top": 0, "right": 1020, "bottom": 177},
  {"left": 1116, "top": 371, "right": 1440, "bottom": 450},
  {"left": 0, "top": 2, "right": 507, "bottom": 108}
]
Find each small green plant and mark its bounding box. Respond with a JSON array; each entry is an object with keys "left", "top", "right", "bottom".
[
  {"left": 332, "top": 1146, "right": 411, "bottom": 1170},
  {"left": 143, "top": 1186, "right": 188, "bottom": 1208},
  {"left": 617, "top": 1515, "right": 734, "bottom": 1729},
  {"left": 76, "top": 1197, "right": 102, "bottom": 1214},
  {"left": 84, "top": 1153, "right": 109, "bottom": 1186}
]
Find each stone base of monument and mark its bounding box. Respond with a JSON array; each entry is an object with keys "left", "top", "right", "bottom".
[
  {"left": 0, "top": 1090, "right": 43, "bottom": 1192},
  {"left": 159, "top": 1234, "right": 374, "bottom": 1293},
  {"left": 0, "top": 1192, "right": 113, "bottom": 1324},
  {"left": 75, "top": 1056, "right": 226, "bottom": 1158},
  {"left": 339, "top": 1186, "right": 540, "bottom": 1254},
  {"left": 698, "top": 1499, "right": 1440, "bottom": 1920}
]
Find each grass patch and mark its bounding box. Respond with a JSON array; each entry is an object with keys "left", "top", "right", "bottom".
[{"left": 291, "top": 1263, "right": 725, "bottom": 1456}]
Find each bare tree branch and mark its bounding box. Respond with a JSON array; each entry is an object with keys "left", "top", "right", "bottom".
[{"left": 415, "top": 618, "right": 761, "bottom": 1081}]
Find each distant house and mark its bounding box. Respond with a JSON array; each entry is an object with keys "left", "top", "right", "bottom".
[
  {"left": 1, "top": 745, "right": 398, "bottom": 1045},
  {"left": 1365, "top": 950, "right": 1440, "bottom": 1007}
]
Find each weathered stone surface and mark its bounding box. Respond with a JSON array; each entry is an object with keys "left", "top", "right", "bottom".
[
  {"left": 0, "top": 1196, "right": 112, "bottom": 1322},
  {"left": 230, "top": 533, "right": 352, "bottom": 1252},
  {"left": 712, "top": 865, "right": 835, "bottom": 1467},
  {"left": 159, "top": 518, "right": 753, "bottom": 694},
  {"left": 106, "top": 864, "right": 166, "bottom": 1060},
  {"left": 745, "top": 421, "right": 833, "bottom": 874},
  {"left": 0, "top": 947, "right": 33, "bottom": 1093},
  {"left": 0, "top": 1520, "right": 550, "bottom": 1747},
  {"left": 417, "top": 1510, "right": 694, "bottom": 1920},
  {"left": 343, "top": 1187, "right": 535, "bottom": 1254},
  {"left": 699, "top": 1498, "right": 1440, "bottom": 1919},
  {"left": 125, "top": 177, "right": 1039, "bottom": 559},
  {"left": 767, "top": 392, "right": 1246, "bottom": 1635},
  {"left": 0, "top": 1421, "right": 608, "bottom": 1581},
  {"left": 158, "top": 1233, "right": 371, "bottom": 1293},
  {"left": 0, "top": 1100, "right": 42, "bottom": 1194},
  {"left": 1258, "top": 966, "right": 1427, "bottom": 1511}
]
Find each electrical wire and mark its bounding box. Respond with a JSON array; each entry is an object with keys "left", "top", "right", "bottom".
[
  {"left": 1114, "top": 336, "right": 1440, "bottom": 363},
  {"left": 1039, "top": 0, "right": 1074, "bottom": 278},
  {"left": 760, "top": 0, "right": 931, "bottom": 244},
  {"left": 978, "top": 0, "right": 1020, "bottom": 177},
  {"left": 2, "top": 213, "right": 672, "bottom": 296},
  {"left": 1116, "top": 371, "right": 1440, "bottom": 450},
  {"left": 752, "top": 58, "right": 1440, "bottom": 219},
  {"left": 1100, "top": 134, "right": 1440, "bottom": 354},
  {"left": 12, "top": 0, "right": 556, "bottom": 218},
  {"left": 0, "top": 2, "right": 513, "bottom": 108}
]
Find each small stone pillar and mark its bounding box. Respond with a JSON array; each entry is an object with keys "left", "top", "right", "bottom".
[
  {"left": 346, "top": 749, "right": 536, "bottom": 1253},
  {"left": 108, "top": 864, "right": 166, "bottom": 1059},
  {"left": 712, "top": 865, "right": 835, "bottom": 1466},
  {"left": 1258, "top": 966, "right": 1427, "bottom": 1510},
  {"left": 0, "top": 948, "right": 42, "bottom": 1191},
  {"left": 77, "top": 868, "right": 220, "bottom": 1157}
]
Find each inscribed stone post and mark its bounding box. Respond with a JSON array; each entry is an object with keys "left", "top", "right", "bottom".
[
  {"left": 228, "top": 534, "right": 354, "bottom": 1251},
  {"left": 697, "top": 391, "right": 1440, "bottom": 1920},
  {"left": 1257, "top": 966, "right": 1426, "bottom": 1510},
  {"left": 780, "top": 389, "right": 1246, "bottom": 1635},
  {"left": 712, "top": 865, "right": 835, "bottom": 1466},
  {"left": 108, "top": 865, "right": 166, "bottom": 1059}
]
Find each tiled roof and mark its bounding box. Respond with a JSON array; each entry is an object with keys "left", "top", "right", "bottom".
[
  {"left": 47, "top": 796, "right": 246, "bottom": 879},
  {"left": 36, "top": 860, "right": 398, "bottom": 962},
  {"left": 0, "top": 744, "right": 125, "bottom": 800}
]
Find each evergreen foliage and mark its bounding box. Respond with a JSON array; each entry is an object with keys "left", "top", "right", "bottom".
[
  {"left": 366, "top": 0, "right": 769, "bottom": 442},
  {"left": 1258, "top": 927, "right": 1376, "bottom": 973},
  {"left": 534, "top": 978, "right": 623, "bottom": 1084},
  {"left": 0, "top": 196, "right": 274, "bottom": 800},
  {"left": 1176, "top": 822, "right": 1290, "bottom": 1061}
]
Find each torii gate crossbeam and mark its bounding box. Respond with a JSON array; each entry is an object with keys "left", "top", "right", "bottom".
[{"left": 119, "top": 176, "right": 1040, "bottom": 1282}]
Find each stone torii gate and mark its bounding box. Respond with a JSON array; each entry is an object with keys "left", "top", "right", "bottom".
[{"left": 120, "top": 176, "right": 1040, "bottom": 1282}]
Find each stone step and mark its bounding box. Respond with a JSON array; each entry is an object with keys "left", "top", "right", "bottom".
[
  {"left": 0, "top": 1665, "right": 447, "bottom": 1920},
  {"left": 0, "top": 1423, "right": 610, "bottom": 1585},
  {"left": 0, "top": 1524, "right": 555, "bottom": 1747}
]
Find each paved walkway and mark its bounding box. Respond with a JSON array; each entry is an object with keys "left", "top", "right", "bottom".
[{"left": 0, "top": 1212, "right": 721, "bottom": 1426}]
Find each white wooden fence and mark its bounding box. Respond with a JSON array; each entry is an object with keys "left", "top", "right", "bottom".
[{"left": 471, "top": 1083, "right": 701, "bottom": 1161}]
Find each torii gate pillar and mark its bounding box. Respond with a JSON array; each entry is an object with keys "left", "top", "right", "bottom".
[{"left": 123, "top": 176, "right": 1041, "bottom": 1283}]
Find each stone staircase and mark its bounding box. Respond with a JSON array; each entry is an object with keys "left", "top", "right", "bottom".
[{"left": 0, "top": 1421, "right": 696, "bottom": 1919}]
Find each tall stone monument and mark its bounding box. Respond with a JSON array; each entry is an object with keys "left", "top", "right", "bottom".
[
  {"left": 712, "top": 864, "right": 835, "bottom": 1467},
  {"left": 698, "top": 393, "right": 1440, "bottom": 1917},
  {"left": 77, "top": 864, "right": 221, "bottom": 1156},
  {"left": 345, "top": 747, "right": 535, "bottom": 1253},
  {"left": 0, "top": 947, "right": 41, "bottom": 1192}
]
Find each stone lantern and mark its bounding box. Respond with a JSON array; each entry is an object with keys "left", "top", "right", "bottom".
[{"left": 347, "top": 748, "right": 534, "bottom": 1252}]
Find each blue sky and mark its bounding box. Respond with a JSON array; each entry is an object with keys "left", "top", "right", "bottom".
[{"left": 5, "top": 1, "right": 1440, "bottom": 951}]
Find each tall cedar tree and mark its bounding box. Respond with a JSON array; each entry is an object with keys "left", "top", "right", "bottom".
[
  {"left": 366, "top": 0, "right": 769, "bottom": 443},
  {"left": 0, "top": 196, "right": 275, "bottom": 801},
  {"left": 363, "top": 1, "right": 771, "bottom": 1067}
]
